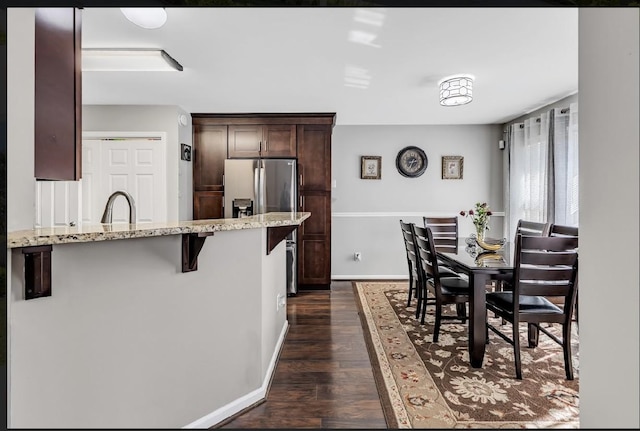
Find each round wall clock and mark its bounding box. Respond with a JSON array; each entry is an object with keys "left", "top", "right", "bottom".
[{"left": 396, "top": 146, "right": 428, "bottom": 178}]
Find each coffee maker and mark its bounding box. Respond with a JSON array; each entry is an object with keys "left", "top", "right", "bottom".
[{"left": 232, "top": 198, "right": 253, "bottom": 218}]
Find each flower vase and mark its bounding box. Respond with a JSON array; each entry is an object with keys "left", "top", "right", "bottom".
[{"left": 475, "top": 224, "right": 487, "bottom": 244}]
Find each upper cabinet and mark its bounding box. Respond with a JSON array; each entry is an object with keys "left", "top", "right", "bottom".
[
  {"left": 228, "top": 124, "right": 296, "bottom": 158},
  {"left": 193, "top": 123, "right": 227, "bottom": 192},
  {"left": 297, "top": 124, "right": 332, "bottom": 192},
  {"left": 192, "top": 121, "right": 228, "bottom": 220},
  {"left": 34, "top": 7, "right": 82, "bottom": 181}
]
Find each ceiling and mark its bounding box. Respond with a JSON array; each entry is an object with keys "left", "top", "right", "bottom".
[{"left": 81, "top": 7, "right": 578, "bottom": 126}]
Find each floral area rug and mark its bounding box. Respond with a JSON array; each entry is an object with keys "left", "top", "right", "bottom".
[{"left": 353, "top": 281, "right": 579, "bottom": 429}]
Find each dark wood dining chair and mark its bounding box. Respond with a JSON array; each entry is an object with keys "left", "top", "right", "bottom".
[
  {"left": 495, "top": 219, "right": 551, "bottom": 293},
  {"left": 548, "top": 223, "right": 579, "bottom": 326},
  {"left": 399, "top": 220, "right": 420, "bottom": 314},
  {"left": 423, "top": 216, "right": 462, "bottom": 275},
  {"left": 412, "top": 224, "right": 464, "bottom": 321},
  {"left": 412, "top": 224, "right": 469, "bottom": 340},
  {"left": 485, "top": 234, "right": 579, "bottom": 380},
  {"left": 423, "top": 216, "right": 458, "bottom": 253}
]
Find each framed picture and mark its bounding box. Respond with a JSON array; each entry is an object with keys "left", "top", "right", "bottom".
[
  {"left": 361, "top": 156, "right": 382, "bottom": 179},
  {"left": 442, "top": 156, "right": 463, "bottom": 179},
  {"left": 181, "top": 143, "right": 192, "bottom": 161}
]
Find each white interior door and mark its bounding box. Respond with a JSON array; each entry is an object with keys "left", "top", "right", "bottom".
[
  {"left": 34, "top": 180, "right": 82, "bottom": 228},
  {"left": 82, "top": 133, "right": 167, "bottom": 224}
]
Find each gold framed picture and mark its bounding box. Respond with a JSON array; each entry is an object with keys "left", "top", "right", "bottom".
[
  {"left": 442, "top": 156, "right": 463, "bottom": 179},
  {"left": 361, "top": 156, "right": 382, "bottom": 179}
]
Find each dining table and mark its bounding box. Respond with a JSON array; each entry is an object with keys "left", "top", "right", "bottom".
[{"left": 437, "top": 240, "right": 515, "bottom": 368}]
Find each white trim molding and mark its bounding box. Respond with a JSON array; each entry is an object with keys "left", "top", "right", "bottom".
[{"left": 332, "top": 211, "right": 505, "bottom": 218}]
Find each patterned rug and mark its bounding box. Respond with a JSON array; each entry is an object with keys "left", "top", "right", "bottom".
[{"left": 353, "top": 281, "right": 579, "bottom": 429}]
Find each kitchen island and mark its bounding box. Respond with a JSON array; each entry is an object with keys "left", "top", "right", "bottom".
[{"left": 7, "top": 212, "right": 310, "bottom": 428}]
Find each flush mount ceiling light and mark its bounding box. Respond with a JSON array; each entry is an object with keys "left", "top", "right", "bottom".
[
  {"left": 120, "top": 8, "right": 167, "bottom": 29},
  {"left": 438, "top": 74, "right": 474, "bottom": 106},
  {"left": 82, "top": 49, "right": 183, "bottom": 72}
]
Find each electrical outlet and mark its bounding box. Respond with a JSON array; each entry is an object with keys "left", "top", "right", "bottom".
[
  {"left": 276, "top": 293, "right": 286, "bottom": 311},
  {"left": 354, "top": 252, "right": 362, "bottom": 261}
]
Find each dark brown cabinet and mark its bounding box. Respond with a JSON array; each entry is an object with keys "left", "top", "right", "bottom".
[
  {"left": 34, "top": 7, "right": 82, "bottom": 180},
  {"left": 297, "top": 124, "right": 332, "bottom": 192},
  {"left": 191, "top": 113, "right": 335, "bottom": 288},
  {"left": 297, "top": 191, "right": 331, "bottom": 286},
  {"left": 228, "top": 124, "right": 296, "bottom": 158},
  {"left": 194, "top": 192, "right": 224, "bottom": 220},
  {"left": 297, "top": 123, "right": 333, "bottom": 288},
  {"left": 192, "top": 122, "right": 227, "bottom": 219},
  {"left": 193, "top": 124, "right": 227, "bottom": 191}
]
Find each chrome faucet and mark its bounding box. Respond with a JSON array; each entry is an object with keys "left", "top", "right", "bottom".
[{"left": 101, "top": 190, "right": 137, "bottom": 224}]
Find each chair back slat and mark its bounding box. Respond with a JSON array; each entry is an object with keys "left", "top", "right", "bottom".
[
  {"left": 549, "top": 224, "right": 579, "bottom": 238},
  {"left": 521, "top": 236, "right": 578, "bottom": 252},
  {"left": 520, "top": 265, "right": 573, "bottom": 281},
  {"left": 520, "top": 250, "right": 578, "bottom": 266},
  {"left": 519, "top": 282, "right": 571, "bottom": 297},
  {"left": 519, "top": 266, "right": 576, "bottom": 281},
  {"left": 431, "top": 237, "right": 457, "bottom": 253},
  {"left": 516, "top": 219, "right": 550, "bottom": 237}
]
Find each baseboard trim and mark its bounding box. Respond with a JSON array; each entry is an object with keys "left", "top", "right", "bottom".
[
  {"left": 182, "top": 320, "right": 289, "bottom": 429},
  {"left": 332, "top": 275, "right": 409, "bottom": 280}
]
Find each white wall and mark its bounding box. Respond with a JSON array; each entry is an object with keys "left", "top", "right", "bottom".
[
  {"left": 8, "top": 228, "right": 286, "bottom": 428},
  {"left": 7, "top": 8, "right": 36, "bottom": 232},
  {"left": 177, "top": 109, "right": 194, "bottom": 221},
  {"left": 83, "top": 105, "right": 193, "bottom": 222},
  {"left": 331, "top": 124, "right": 504, "bottom": 279},
  {"left": 578, "top": 8, "right": 639, "bottom": 428}
]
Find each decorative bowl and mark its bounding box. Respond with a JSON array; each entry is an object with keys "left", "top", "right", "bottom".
[{"left": 476, "top": 236, "right": 506, "bottom": 252}]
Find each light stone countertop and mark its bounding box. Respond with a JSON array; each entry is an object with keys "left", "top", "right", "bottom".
[{"left": 8, "top": 212, "right": 311, "bottom": 248}]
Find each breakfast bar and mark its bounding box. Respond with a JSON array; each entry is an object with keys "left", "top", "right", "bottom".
[
  {"left": 7, "top": 212, "right": 309, "bottom": 428},
  {"left": 9, "top": 212, "right": 310, "bottom": 300}
]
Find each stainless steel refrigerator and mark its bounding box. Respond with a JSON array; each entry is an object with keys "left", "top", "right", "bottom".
[{"left": 223, "top": 158, "right": 298, "bottom": 295}]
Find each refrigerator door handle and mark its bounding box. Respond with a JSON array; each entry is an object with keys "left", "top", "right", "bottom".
[
  {"left": 254, "top": 162, "right": 265, "bottom": 214},
  {"left": 254, "top": 166, "right": 260, "bottom": 214}
]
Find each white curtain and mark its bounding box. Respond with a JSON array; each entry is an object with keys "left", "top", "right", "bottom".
[
  {"left": 553, "top": 103, "right": 580, "bottom": 226},
  {"left": 508, "top": 111, "right": 551, "bottom": 241},
  {"left": 506, "top": 103, "right": 579, "bottom": 241}
]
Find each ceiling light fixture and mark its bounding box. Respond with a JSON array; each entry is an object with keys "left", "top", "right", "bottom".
[
  {"left": 438, "top": 74, "right": 474, "bottom": 106},
  {"left": 82, "top": 49, "right": 183, "bottom": 72},
  {"left": 120, "top": 8, "right": 167, "bottom": 29}
]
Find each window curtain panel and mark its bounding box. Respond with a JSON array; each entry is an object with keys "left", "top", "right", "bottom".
[
  {"left": 506, "top": 103, "right": 579, "bottom": 241},
  {"left": 507, "top": 111, "right": 551, "bottom": 241},
  {"left": 553, "top": 103, "right": 580, "bottom": 226}
]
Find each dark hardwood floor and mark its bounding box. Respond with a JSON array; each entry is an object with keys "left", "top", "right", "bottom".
[{"left": 217, "top": 280, "right": 388, "bottom": 429}]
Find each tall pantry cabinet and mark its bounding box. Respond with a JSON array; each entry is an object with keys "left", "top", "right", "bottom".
[
  {"left": 296, "top": 124, "right": 332, "bottom": 287},
  {"left": 191, "top": 113, "right": 335, "bottom": 289}
]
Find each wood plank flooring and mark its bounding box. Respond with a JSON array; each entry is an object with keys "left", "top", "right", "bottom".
[{"left": 217, "top": 281, "right": 388, "bottom": 429}]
